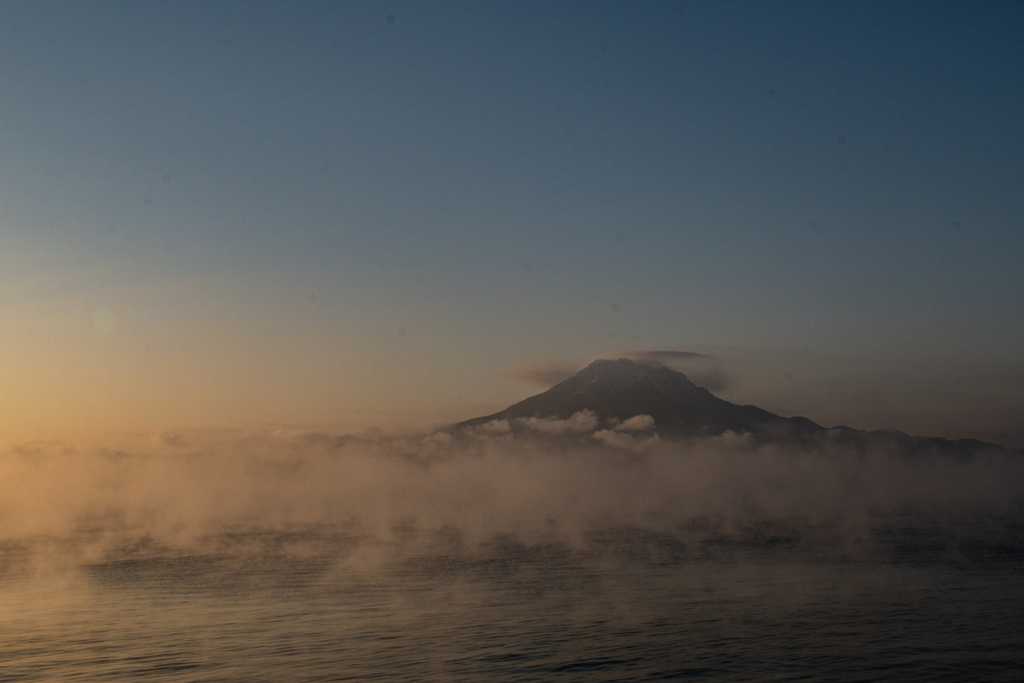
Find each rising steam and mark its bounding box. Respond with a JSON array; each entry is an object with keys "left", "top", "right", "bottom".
[{"left": 1, "top": 413, "right": 1021, "bottom": 573}]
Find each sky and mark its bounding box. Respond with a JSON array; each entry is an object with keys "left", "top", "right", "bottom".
[{"left": 1, "top": 0, "right": 1022, "bottom": 446}]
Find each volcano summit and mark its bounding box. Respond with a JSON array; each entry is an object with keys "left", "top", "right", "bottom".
[
  {"left": 456, "top": 358, "right": 820, "bottom": 437},
  {"left": 456, "top": 358, "right": 1012, "bottom": 456}
]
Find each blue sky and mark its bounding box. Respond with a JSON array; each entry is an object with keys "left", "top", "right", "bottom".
[{"left": 1, "top": 1, "right": 1022, "bottom": 444}]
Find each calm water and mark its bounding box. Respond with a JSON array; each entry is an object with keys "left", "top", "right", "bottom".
[{"left": 2, "top": 522, "right": 1022, "bottom": 682}]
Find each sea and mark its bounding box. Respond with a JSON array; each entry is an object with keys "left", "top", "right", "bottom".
[
  {"left": 1, "top": 433, "right": 1022, "bottom": 681},
  {"left": 2, "top": 520, "right": 1023, "bottom": 682}
]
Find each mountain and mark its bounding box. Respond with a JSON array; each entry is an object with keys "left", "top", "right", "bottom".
[
  {"left": 455, "top": 358, "right": 1013, "bottom": 456},
  {"left": 456, "top": 358, "right": 821, "bottom": 437}
]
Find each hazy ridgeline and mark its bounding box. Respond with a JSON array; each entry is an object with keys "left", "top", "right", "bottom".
[{"left": 2, "top": 412, "right": 1022, "bottom": 575}]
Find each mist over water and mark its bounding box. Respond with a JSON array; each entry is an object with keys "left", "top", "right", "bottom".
[
  {"left": 2, "top": 417, "right": 1022, "bottom": 566},
  {"left": 3, "top": 417, "right": 1023, "bottom": 680}
]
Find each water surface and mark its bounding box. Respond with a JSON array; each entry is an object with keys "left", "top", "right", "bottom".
[{"left": 2, "top": 523, "right": 1022, "bottom": 682}]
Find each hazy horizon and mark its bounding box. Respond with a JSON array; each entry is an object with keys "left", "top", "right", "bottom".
[{"left": 2, "top": 1, "right": 1023, "bottom": 449}]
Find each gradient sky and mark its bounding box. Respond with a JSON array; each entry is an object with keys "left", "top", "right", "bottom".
[{"left": 2, "top": 1, "right": 1022, "bottom": 445}]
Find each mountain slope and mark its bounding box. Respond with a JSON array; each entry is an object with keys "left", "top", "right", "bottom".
[
  {"left": 456, "top": 358, "right": 822, "bottom": 437},
  {"left": 454, "top": 358, "right": 1016, "bottom": 457}
]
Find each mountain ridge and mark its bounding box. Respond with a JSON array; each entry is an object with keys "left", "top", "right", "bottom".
[
  {"left": 454, "top": 358, "right": 1013, "bottom": 456},
  {"left": 455, "top": 358, "right": 821, "bottom": 437}
]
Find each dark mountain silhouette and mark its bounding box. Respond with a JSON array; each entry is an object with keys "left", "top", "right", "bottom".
[
  {"left": 455, "top": 358, "right": 1013, "bottom": 456},
  {"left": 456, "top": 358, "right": 819, "bottom": 436}
]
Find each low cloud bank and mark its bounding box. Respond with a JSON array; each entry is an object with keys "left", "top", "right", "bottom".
[{"left": 1, "top": 416, "right": 1021, "bottom": 572}]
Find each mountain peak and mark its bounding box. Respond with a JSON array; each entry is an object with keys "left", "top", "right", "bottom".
[
  {"left": 456, "top": 357, "right": 816, "bottom": 436},
  {"left": 453, "top": 357, "right": 1016, "bottom": 456},
  {"left": 581, "top": 356, "right": 676, "bottom": 375}
]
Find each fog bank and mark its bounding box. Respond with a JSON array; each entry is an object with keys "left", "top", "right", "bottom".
[{"left": 2, "top": 415, "right": 1021, "bottom": 572}]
